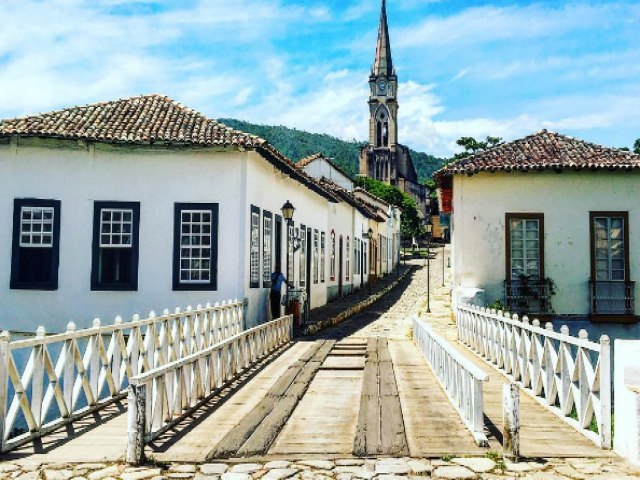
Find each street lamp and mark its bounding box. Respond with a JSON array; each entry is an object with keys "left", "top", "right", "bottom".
[
  {"left": 281, "top": 200, "right": 295, "bottom": 291},
  {"left": 426, "top": 217, "right": 433, "bottom": 314},
  {"left": 362, "top": 227, "right": 373, "bottom": 294}
]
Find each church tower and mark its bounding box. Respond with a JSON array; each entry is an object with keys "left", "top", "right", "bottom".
[
  {"left": 369, "top": 0, "right": 398, "bottom": 153},
  {"left": 359, "top": 0, "right": 427, "bottom": 213}
]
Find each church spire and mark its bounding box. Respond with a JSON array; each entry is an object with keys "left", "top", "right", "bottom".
[{"left": 373, "top": 0, "right": 394, "bottom": 77}]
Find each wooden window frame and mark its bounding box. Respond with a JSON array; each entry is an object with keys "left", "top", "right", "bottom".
[
  {"left": 249, "top": 205, "right": 261, "bottom": 288},
  {"left": 262, "top": 210, "right": 273, "bottom": 288},
  {"left": 589, "top": 211, "right": 630, "bottom": 282},
  {"left": 505, "top": 213, "right": 545, "bottom": 282},
  {"left": 330, "top": 230, "right": 336, "bottom": 281},
  {"left": 11, "top": 198, "right": 62, "bottom": 290},
  {"left": 91, "top": 201, "right": 140, "bottom": 291},
  {"left": 320, "top": 231, "right": 326, "bottom": 283},
  {"left": 172, "top": 203, "right": 218, "bottom": 291}
]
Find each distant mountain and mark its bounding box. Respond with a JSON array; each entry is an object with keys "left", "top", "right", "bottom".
[{"left": 218, "top": 118, "right": 444, "bottom": 182}]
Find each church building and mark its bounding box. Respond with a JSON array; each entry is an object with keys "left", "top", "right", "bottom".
[{"left": 359, "top": 0, "right": 428, "bottom": 217}]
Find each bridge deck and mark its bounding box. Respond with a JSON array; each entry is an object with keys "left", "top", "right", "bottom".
[{"left": 5, "top": 260, "right": 613, "bottom": 464}]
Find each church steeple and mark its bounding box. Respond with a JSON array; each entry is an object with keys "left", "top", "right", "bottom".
[{"left": 373, "top": 0, "right": 394, "bottom": 77}]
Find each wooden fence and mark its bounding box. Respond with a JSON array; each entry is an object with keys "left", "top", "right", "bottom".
[
  {"left": 456, "top": 304, "right": 611, "bottom": 449},
  {"left": 412, "top": 317, "right": 489, "bottom": 446},
  {"left": 0, "top": 300, "right": 245, "bottom": 452},
  {"left": 126, "top": 314, "right": 293, "bottom": 464}
]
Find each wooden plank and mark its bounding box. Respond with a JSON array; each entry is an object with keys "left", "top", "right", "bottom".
[
  {"left": 206, "top": 340, "right": 329, "bottom": 459},
  {"left": 218, "top": 340, "right": 335, "bottom": 457}
]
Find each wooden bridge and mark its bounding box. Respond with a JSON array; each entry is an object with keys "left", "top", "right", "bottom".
[{"left": 0, "top": 266, "right": 614, "bottom": 464}]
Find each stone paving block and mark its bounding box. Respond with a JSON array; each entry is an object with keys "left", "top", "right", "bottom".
[
  {"left": 87, "top": 467, "right": 120, "bottom": 480},
  {"left": 261, "top": 469, "right": 297, "bottom": 480},
  {"left": 220, "top": 474, "right": 251, "bottom": 480},
  {"left": 263, "top": 462, "right": 290, "bottom": 470},
  {"left": 375, "top": 459, "right": 410, "bottom": 475},
  {"left": 199, "top": 465, "right": 228, "bottom": 476},
  {"left": 432, "top": 465, "right": 477, "bottom": 479},
  {"left": 452, "top": 458, "right": 496, "bottom": 473},
  {"left": 295, "top": 461, "right": 334, "bottom": 471},
  {"left": 43, "top": 470, "right": 73, "bottom": 480},
  {"left": 407, "top": 459, "right": 431, "bottom": 474},
  {"left": 169, "top": 466, "right": 197, "bottom": 474},
  {"left": 228, "top": 465, "right": 261, "bottom": 475},
  {"left": 120, "top": 469, "right": 162, "bottom": 480}
]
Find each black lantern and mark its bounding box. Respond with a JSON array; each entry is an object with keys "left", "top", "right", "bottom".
[{"left": 281, "top": 200, "right": 295, "bottom": 223}]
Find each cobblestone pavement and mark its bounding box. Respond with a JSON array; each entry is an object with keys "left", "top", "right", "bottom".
[
  {"left": 3, "top": 455, "right": 640, "bottom": 480},
  {"left": 3, "top": 248, "right": 639, "bottom": 478}
]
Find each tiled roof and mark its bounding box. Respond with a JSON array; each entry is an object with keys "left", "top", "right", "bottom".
[
  {"left": 0, "top": 94, "right": 340, "bottom": 203},
  {"left": 295, "top": 152, "right": 354, "bottom": 180},
  {"left": 435, "top": 130, "right": 640, "bottom": 178},
  {"left": 318, "top": 179, "right": 382, "bottom": 221},
  {"left": 296, "top": 153, "right": 324, "bottom": 168},
  {"left": 0, "top": 94, "right": 265, "bottom": 147}
]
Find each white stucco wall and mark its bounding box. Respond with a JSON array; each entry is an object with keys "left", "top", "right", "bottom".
[
  {"left": 451, "top": 170, "right": 640, "bottom": 315},
  {"left": 302, "top": 158, "right": 353, "bottom": 191},
  {"left": 244, "top": 152, "right": 330, "bottom": 324},
  {"left": 0, "top": 139, "right": 245, "bottom": 333}
]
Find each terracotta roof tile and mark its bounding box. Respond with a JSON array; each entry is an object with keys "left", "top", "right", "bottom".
[
  {"left": 0, "top": 94, "right": 265, "bottom": 148},
  {"left": 295, "top": 152, "right": 354, "bottom": 180},
  {"left": 436, "top": 130, "right": 640, "bottom": 177}
]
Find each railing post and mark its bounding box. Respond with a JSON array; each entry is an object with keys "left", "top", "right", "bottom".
[
  {"left": 0, "top": 331, "right": 10, "bottom": 451},
  {"left": 127, "top": 382, "right": 146, "bottom": 465},
  {"left": 599, "top": 335, "right": 612, "bottom": 449},
  {"left": 63, "top": 322, "right": 76, "bottom": 413},
  {"left": 503, "top": 382, "right": 520, "bottom": 462},
  {"left": 32, "top": 326, "right": 46, "bottom": 429}
]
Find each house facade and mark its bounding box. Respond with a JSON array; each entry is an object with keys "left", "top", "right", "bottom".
[
  {"left": 0, "top": 95, "right": 400, "bottom": 333},
  {"left": 436, "top": 130, "right": 640, "bottom": 322}
]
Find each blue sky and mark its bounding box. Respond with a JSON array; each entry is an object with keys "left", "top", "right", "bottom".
[{"left": 0, "top": 0, "right": 638, "bottom": 157}]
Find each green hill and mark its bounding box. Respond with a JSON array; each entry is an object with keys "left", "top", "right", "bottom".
[{"left": 218, "top": 118, "right": 444, "bottom": 182}]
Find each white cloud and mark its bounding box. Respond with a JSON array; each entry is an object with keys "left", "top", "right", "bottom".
[{"left": 395, "top": 3, "right": 640, "bottom": 48}]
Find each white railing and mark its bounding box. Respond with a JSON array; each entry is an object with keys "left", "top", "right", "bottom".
[
  {"left": 456, "top": 304, "right": 611, "bottom": 449},
  {"left": 0, "top": 300, "right": 245, "bottom": 452},
  {"left": 126, "top": 314, "right": 293, "bottom": 464},
  {"left": 412, "top": 317, "right": 489, "bottom": 446}
]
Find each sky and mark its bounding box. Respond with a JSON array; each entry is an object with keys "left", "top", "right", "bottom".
[{"left": 0, "top": 0, "right": 638, "bottom": 158}]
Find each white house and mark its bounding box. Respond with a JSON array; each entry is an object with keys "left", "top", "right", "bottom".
[
  {"left": 296, "top": 153, "right": 354, "bottom": 191},
  {"left": 0, "top": 94, "right": 400, "bottom": 333},
  {"left": 436, "top": 130, "right": 640, "bottom": 323}
]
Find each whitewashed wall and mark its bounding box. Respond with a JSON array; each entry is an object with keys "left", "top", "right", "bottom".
[
  {"left": 0, "top": 139, "right": 245, "bottom": 333},
  {"left": 302, "top": 158, "right": 353, "bottom": 191},
  {"left": 451, "top": 171, "right": 640, "bottom": 315},
  {"left": 326, "top": 200, "right": 355, "bottom": 301},
  {"left": 614, "top": 339, "right": 640, "bottom": 464},
  {"left": 244, "top": 152, "right": 330, "bottom": 324}
]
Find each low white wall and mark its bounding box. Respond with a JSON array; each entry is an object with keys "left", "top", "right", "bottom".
[
  {"left": 451, "top": 170, "right": 640, "bottom": 314},
  {"left": 614, "top": 339, "right": 640, "bottom": 464}
]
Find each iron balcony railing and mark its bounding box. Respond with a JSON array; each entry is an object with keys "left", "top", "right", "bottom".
[
  {"left": 590, "top": 280, "right": 635, "bottom": 316},
  {"left": 504, "top": 277, "right": 554, "bottom": 314}
]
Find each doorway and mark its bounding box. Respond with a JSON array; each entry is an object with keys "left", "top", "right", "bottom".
[{"left": 274, "top": 215, "right": 282, "bottom": 272}]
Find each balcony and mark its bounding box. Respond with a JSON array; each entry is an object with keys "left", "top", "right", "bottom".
[
  {"left": 590, "top": 280, "right": 636, "bottom": 321},
  {"left": 504, "top": 276, "right": 555, "bottom": 315}
]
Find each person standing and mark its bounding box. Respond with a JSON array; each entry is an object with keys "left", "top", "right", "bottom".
[{"left": 270, "top": 264, "right": 289, "bottom": 319}]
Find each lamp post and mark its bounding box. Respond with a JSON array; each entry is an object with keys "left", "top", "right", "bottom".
[
  {"left": 442, "top": 226, "right": 447, "bottom": 287},
  {"left": 281, "top": 200, "right": 295, "bottom": 297},
  {"left": 362, "top": 227, "right": 373, "bottom": 294},
  {"left": 426, "top": 217, "right": 433, "bottom": 314}
]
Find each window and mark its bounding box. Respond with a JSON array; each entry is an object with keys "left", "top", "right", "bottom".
[
  {"left": 262, "top": 211, "right": 273, "bottom": 288},
  {"left": 173, "top": 203, "right": 218, "bottom": 290},
  {"left": 354, "top": 239, "right": 360, "bottom": 275},
  {"left": 320, "top": 232, "right": 326, "bottom": 283},
  {"left": 330, "top": 230, "right": 336, "bottom": 281},
  {"left": 91, "top": 202, "right": 140, "bottom": 290},
  {"left": 299, "top": 224, "right": 306, "bottom": 288},
  {"left": 250, "top": 205, "right": 260, "bottom": 288},
  {"left": 592, "top": 214, "right": 627, "bottom": 281},
  {"left": 346, "top": 236, "right": 350, "bottom": 281},
  {"left": 287, "top": 221, "right": 295, "bottom": 282},
  {"left": 313, "top": 229, "right": 319, "bottom": 284},
  {"left": 11, "top": 199, "right": 61, "bottom": 290},
  {"left": 590, "top": 212, "right": 632, "bottom": 316},
  {"left": 506, "top": 214, "right": 544, "bottom": 280}
]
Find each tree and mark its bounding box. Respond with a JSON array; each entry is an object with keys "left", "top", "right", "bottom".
[
  {"left": 354, "top": 176, "right": 423, "bottom": 239},
  {"left": 634, "top": 138, "right": 640, "bottom": 154},
  {"left": 442, "top": 135, "right": 503, "bottom": 166}
]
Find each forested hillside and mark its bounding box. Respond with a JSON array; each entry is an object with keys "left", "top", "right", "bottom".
[{"left": 218, "top": 118, "right": 444, "bottom": 181}]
